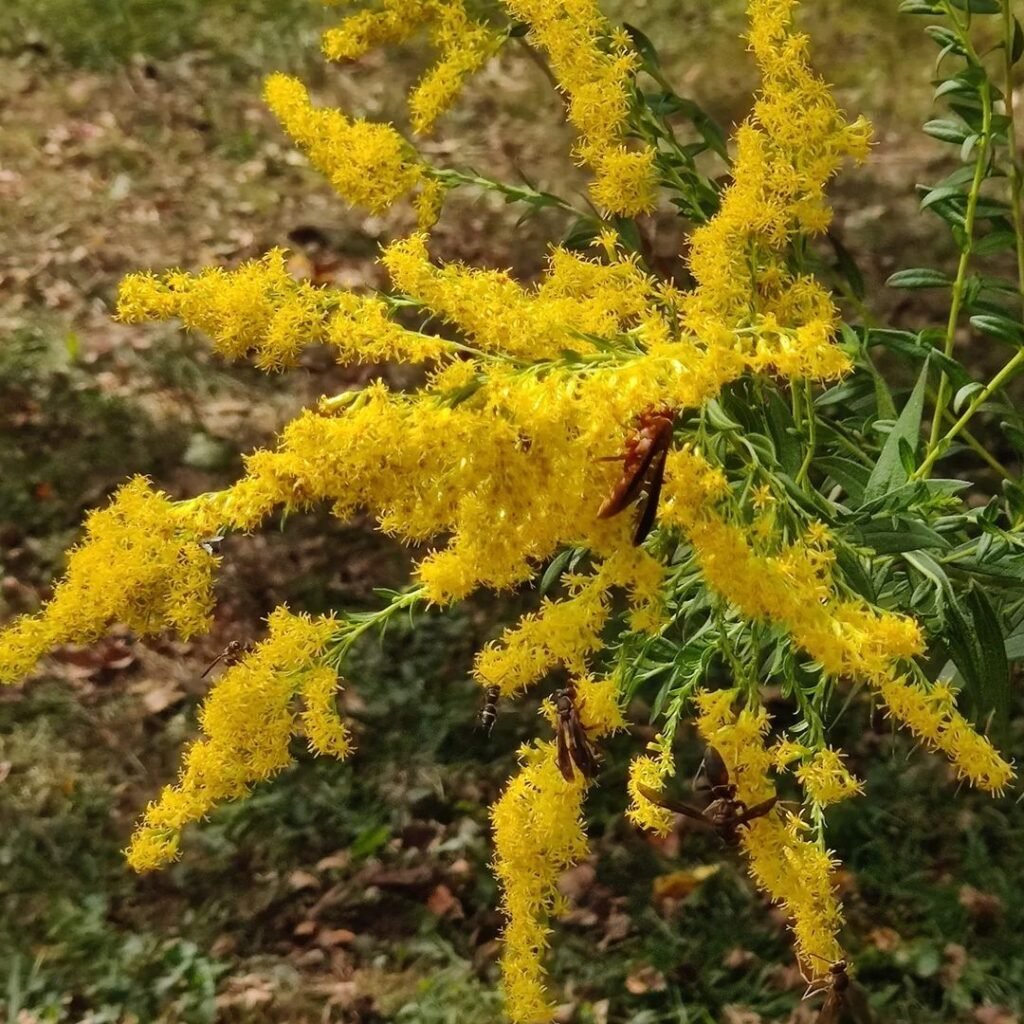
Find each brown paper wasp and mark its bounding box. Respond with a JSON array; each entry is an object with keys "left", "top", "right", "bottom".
[
  {"left": 596, "top": 407, "right": 675, "bottom": 545},
  {"left": 806, "top": 957, "right": 873, "bottom": 1024},
  {"left": 553, "top": 683, "right": 598, "bottom": 783},
  {"left": 200, "top": 639, "right": 247, "bottom": 679},
  {"left": 636, "top": 745, "right": 777, "bottom": 845},
  {"left": 479, "top": 685, "right": 500, "bottom": 736}
]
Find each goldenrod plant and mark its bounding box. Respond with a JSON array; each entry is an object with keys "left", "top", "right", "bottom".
[{"left": 3, "top": 0, "right": 1024, "bottom": 1019}]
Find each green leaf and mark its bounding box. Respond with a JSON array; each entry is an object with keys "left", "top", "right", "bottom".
[
  {"left": 926, "top": 24, "right": 967, "bottom": 54},
  {"left": 969, "top": 313, "right": 1024, "bottom": 346},
  {"left": 886, "top": 267, "right": 953, "bottom": 289},
  {"left": 1005, "top": 623, "right": 1024, "bottom": 660},
  {"left": 899, "top": 0, "right": 942, "bottom": 11},
  {"left": 764, "top": 391, "right": 801, "bottom": 476},
  {"left": 955, "top": 553, "right": 1024, "bottom": 584},
  {"left": 974, "top": 230, "right": 1017, "bottom": 256},
  {"left": 948, "top": 0, "right": 1000, "bottom": 12},
  {"left": 622, "top": 22, "right": 660, "bottom": 72},
  {"left": 835, "top": 545, "right": 877, "bottom": 602},
  {"left": 1013, "top": 16, "right": 1024, "bottom": 63},
  {"left": 539, "top": 549, "right": 574, "bottom": 596},
  {"left": 919, "top": 185, "right": 965, "bottom": 210},
  {"left": 850, "top": 517, "right": 951, "bottom": 554},
  {"left": 863, "top": 360, "right": 929, "bottom": 502},
  {"left": 964, "top": 584, "right": 1010, "bottom": 728},
  {"left": 562, "top": 218, "right": 599, "bottom": 251},
  {"left": 953, "top": 381, "right": 985, "bottom": 412},
  {"left": 817, "top": 456, "right": 870, "bottom": 503},
  {"left": 922, "top": 118, "right": 970, "bottom": 144}
]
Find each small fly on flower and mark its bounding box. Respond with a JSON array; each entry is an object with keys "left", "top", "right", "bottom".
[
  {"left": 553, "top": 683, "right": 598, "bottom": 782},
  {"left": 637, "top": 745, "right": 777, "bottom": 845},
  {"left": 200, "top": 639, "right": 247, "bottom": 679},
  {"left": 479, "top": 684, "right": 500, "bottom": 736},
  {"left": 597, "top": 408, "right": 675, "bottom": 545},
  {"left": 805, "top": 957, "right": 873, "bottom": 1024}
]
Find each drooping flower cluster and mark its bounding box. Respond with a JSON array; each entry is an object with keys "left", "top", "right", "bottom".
[
  {"left": 118, "top": 249, "right": 450, "bottom": 370},
  {"left": 693, "top": 690, "right": 846, "bottom": 976},
  {"left": 0, "top": 478, "right": 215, "bottom": 684},
  {"left": 499, "top": 0, "right": 658, "bottom": 215},
  {"left": 491, "top": 676, "right": 624, "bottom": 1021},
  {"left": 322, "top": 0, "right": 500, "bottom": 135},
  {"left": 264, "top": 72, "right": 428, "bottom": 217},
  {"left": 127, "top": 608, "right": 345, "bottom": 871},
  {"left": 658, "top": 447, "right": 1013, "bottom": 793},
  {"left": 683, "top": 0, "right": 872, "bottom": 379}
]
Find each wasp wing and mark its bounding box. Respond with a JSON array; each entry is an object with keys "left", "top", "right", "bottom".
[
  {"left": 636, "top": 784, "right": 709, "bottom": 824},
  {"left": 567, "top": 718, "right": 599, "bottom": 780},
  {"left": 200, "top": 652, "right": 225, "bottom": 679},
  {"left": 556, "top": 723, "right": 576, "bottom": 782},
  {"left": 816, "top": 983, "right": 874, "bottom": 1024},
  {"left": 632, "top": 442, "right": 668, "bottom": 545}
]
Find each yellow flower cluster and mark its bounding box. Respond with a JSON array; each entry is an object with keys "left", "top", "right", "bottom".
[
  {"left": 0, "top": 478, "right": 215, "bottom": 684},
  {"left": 660, "top": 448, "right": 1013, "bottom": 792},
  {"left": 492, "top": 676, "right": 622, "bottom": 1023},
  {"left": 264, "top": 73, "right": 424, "bottom": 214},
  {"left": 322, "top": 0, "right": 499, "bottom": 135},
  {"left": 876, "top": 676, "right": 1014, "bottom": 793},
  {"left": 117, "top": 250, "right": 450, "bottom": 370},
  {"left": 694, "top": 690, "right": 845, "bottom": 977},
  {"left": 795, "top": 748, "right": 863, "bottom": 806},
  {"left": 500, "top": 0, "right": 658, "bottom": 215},
  {"left": 161, "top": 360, "right": 686, "bottom": 608},
  {"left": 626, "top": 735, "right": 676, "bottom": 837},
  {"left": 492, "top": 741, "right": 588, "bottom": 1024},
  {"left": 382, "top": 233, "right": 656, "bottom": 360},
  {"left": 127, "top": 608, "right": 343, "bottom": 871},
  {"left": 474, "top": 549, "right": 664, "bottom": 698},
  {"left": 682, "top": 0, "right": 871, "bottom": 380}
]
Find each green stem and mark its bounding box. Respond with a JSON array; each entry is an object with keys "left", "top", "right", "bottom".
[
  {"left": 326, "top": 587, "right": 425, "bottom": 666},
  {"left": 927, "top": 71, "right": 993, "bottom": 454},
  {"left": 914, "top": 347, "right": 1024, "bottom": 478},
  {"left": 796, "top": 379, "right": 817, "bottom": 486},
  {"left": 1003, "top": 0, "right": 1024, "bottom": 312}
]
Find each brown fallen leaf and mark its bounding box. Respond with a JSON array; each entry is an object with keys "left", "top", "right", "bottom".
[
  {"left": 317, "top": 927, "right": 356, "bottom": 948},
  {"left": 316, "top": 851, "right": 350, "bottom": 872},
  {"left": 959, "top": 885, "right": 1003, "bottom": 928},
  {"left": 287, "top": 869, "right": 321, "bottom": 892},
  {"left": 867, "top": 926, "right": 902, "bottom": 952},
  {"left": 598, "top": 910, "right": 631, "bottom": 950},
  {"left": 558, "top": 862, "right": 596, "bottom": 902},
  {"left": 722, "top": 1006, "right": 762, "bottom": 1024},
  {"left": 723, "top": 947, "right": 757, "bottom": 970},
  {"left": 426, "top": 883, "right": 463, "bottom": 919},
  {"left": 625, "top": 964, "right": 667, "bottom": 995},
  {"left": 941, "top": 943, "right": 968, "bottom": 988},
  {"left": 139, "top": 680, "right": 187, "bottom": 715},
  {"left": 293, "top": 920, "right": 316, "bottom": 938},
  {"left": 974, "top": 1005, "right": 1019, "bottom": 1024}
]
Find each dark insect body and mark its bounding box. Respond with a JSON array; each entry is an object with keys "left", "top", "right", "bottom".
[
  {"left": 200, "top": 639, "right": 247, "bottom": 679},
  {"left": 809, "top": 959, "right": 873, "bottom": 1024},
  {"left": 636, "top": 745, "right": 777, "bottom": 845},
  {"left": 553, "top": 684, "right": 598, "bottom": 783},
  {"left": 479, "top": 685, "right": 500, "bottom": 735},
  {"left": 597, "top": 408, "right": 675, "bottom": 545}
]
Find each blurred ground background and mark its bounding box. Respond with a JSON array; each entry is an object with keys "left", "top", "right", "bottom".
[{"left": 0, "top": 1, "right": 1022, "bottom": 1022}]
